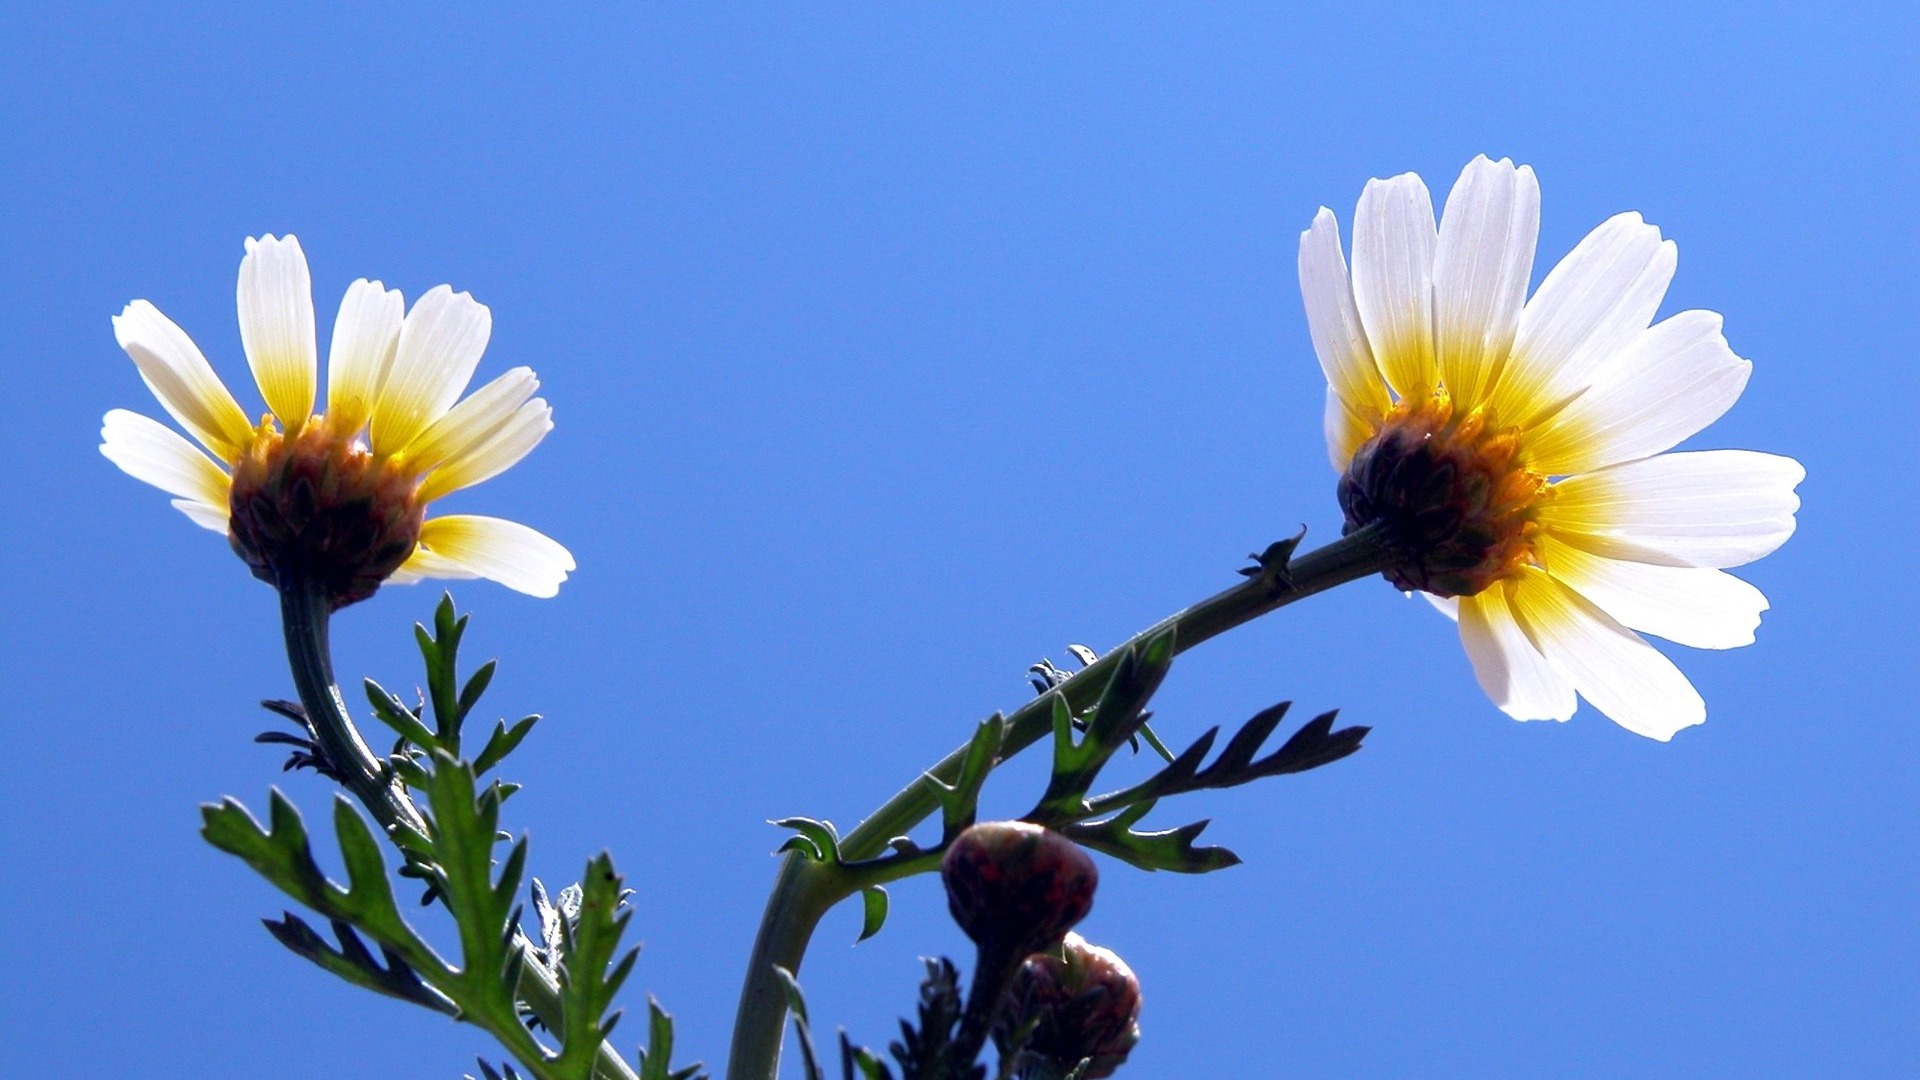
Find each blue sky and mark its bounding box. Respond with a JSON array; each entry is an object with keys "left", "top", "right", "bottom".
[{"left": 2, "top": 4, "right": 1915, "bottom": 1077}]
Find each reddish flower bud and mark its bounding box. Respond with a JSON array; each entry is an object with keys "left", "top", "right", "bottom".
[
  {"left": 941, "top": 821, "right": 1098, "bottom": 958},
  {"left": 1003, "top": 933, "right": 1142, "bottom": 1079}
]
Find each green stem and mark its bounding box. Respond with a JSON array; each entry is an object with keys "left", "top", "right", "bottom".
[
  {"left": 277, "top": 580, "right": 638, "bottom": 1080},
  {"left": 278, "top": 579, "right": 425, "bottom": 838},
  {"left": 724, "top": 526, "right": 1398, "bottom": 1080}
]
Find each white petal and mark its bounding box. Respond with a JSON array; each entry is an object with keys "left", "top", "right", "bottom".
[
  {"left": 1496, "top": 213, "right": 1676, "bottom": 426},
  {"left": 1424, "top": 593, "right": 1461, "bottom": 622},
  {"left": 370, "top": 285, "right": 493, "bottom": 454},
  {"left": 112, "top": 300, "right": 254, "bottom": 459},
  {"left": 236, "top": 234, "right": 318, "bottom": 427},
  {"left": 1538, "top": 534, "right": 1769, "bottom": 650},
  {"left": 1542, "top": 450, "right": 1805, "bottom": 568},
  {"left": 1508, "top": 568, "right": 1705, "bottom": 740},
  {"left": 1525, "top": 310, "right": 1752, "bottom": 474},
  {"left": 416, "top": 515, "right": 574, "bottom": 598},
  {"left": 172, "top": 498, "right": 231, "bottom": 533},
  {"left": 417, "top": 398, "right": 553, "bottom": 503},
  {"left": 401, "top": 367, "right": 539, "bottom": 477},
  {"left": 387, "top": 545, "right": 481, "bottom": 586},
  {"left": 1433, "top": 156, "right": 1539, "bottom": 411},
  {"left": 1458, "top": 585, "right": 1577, "bottom": 721},
  {"left": 326, "top": 279, "right": 405, "bottom": 435},
  {"left": 1299, "top": 207, "right": 1391, "bottom": 418},
  {"left": 1322, "top": 386, "right": 1375, "bottom": 473},
  {"left": 1349, "top": 172, "right": 1438, "bottom": 401},
  {"left": 99, "top": 409, "right": 232, "bottom": 506}
]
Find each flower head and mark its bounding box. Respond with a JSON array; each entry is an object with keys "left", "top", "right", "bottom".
[
  {"left": 1301, "top": 157, "right": 1803, "bottom": 739},
  {"left": 102, "top": 235, "right": 574, "bottom": 608}
]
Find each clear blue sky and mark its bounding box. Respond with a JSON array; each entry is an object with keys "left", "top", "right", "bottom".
[{"left": 3, "top": 5, "right": 1915, "bottom": 1077}]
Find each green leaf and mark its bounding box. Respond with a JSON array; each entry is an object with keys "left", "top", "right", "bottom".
[
  {"left": 414, "top": 749, "right": 527, "bottom": 1031},
  {"left": 857, "top": 886, "right": 889, "bottom": 943},
  {"left": 839, "top": 1033, "right": 894, "bottom": 1080},
  {"left": 1077, "top": 703, "right": 1369, "bottom": 826},
  {"left": 636, "top": 997, "right": 708, "bottom": 1080},
  {"left": 774, "top": 817, "right": 842, "bottom": 864},
  {"left": 1031, "top": 631, "right": 1176, "bottom": 825},
  {"left": 552, "top": 852, "right": 639, "bottom": 1079},
  {"left": 1061, "top": 810, "right": 1240, "bottom": 874},
  {"left": 459, "top": 659, "right": 498, "bottom": 722},
  {"left": 933, "top": 713, "right": 1005, "bottom": 842},
  {"left": 421, "top": 594, "right": 470, "bottom": 746},
  {"left": 775, "top": 967, "right": 827, "bottom": 1080},
  {"left": 262, "top": 912, "right": 456, "bottom": 1015},
  {"left": 1084, "top": 628, "right": 1173, "bottom": 752},
  {"left": 201, "top": 792, "right": 454, "bottom": 1005},
  {"left": 471, "top": 715, "right": 538, "bottom": 776},
  {"left": 333, "top": 796, "right": 404, "bottom": 914},
  {"left": 364, "top": 679, "right": 440, "bottom": 752}
]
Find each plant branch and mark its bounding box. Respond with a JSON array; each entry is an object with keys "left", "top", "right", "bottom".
[
  {"left": 724, "top": 524, "right": 1398, "bottom": 1080},
  {"left": 276, "top": 581, "right": 639, "bottom": 1080}
]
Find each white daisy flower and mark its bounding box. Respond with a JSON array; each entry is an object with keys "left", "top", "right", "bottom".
[
  {"left": 102, "top": 235, "right": 574, "bottom": 607},
  {"left": 1301, "top": 156, "right": 1803, "bottom": 739}
]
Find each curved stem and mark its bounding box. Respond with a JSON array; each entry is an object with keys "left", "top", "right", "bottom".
[
  {"left": 277, "top": 581, "right": 638, "bottom": 1080},
  {"left": 725, "top": 526, "right": 1397, "bottom": 1080},
  {"left": 279, "top": 579, "right": 426, "bottom": 838}
]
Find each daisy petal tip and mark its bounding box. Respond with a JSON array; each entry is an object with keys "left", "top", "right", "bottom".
[
  {"left": 1608, "top": 681, "right": 1707, "bottom": 743},
  {"left": 1498, "top": 699, "right": 1574, "bottom": 724}
]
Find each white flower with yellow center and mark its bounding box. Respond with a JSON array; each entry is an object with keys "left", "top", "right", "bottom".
[
  {"left": 1302, "top": 156, "right": 1803, "bottom": 740},
  {"left": 101, "top": 234, "right": 575, "bottom": 607}
]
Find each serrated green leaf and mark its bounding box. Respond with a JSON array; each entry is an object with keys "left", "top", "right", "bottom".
[
  {"left": 1061, "top": 814, "right": 1240, "bottom": 874},
  {"left": 261, "top": 912, "right": 456, "bottom": 1014},
  {"left": 421, "top": 593, "right": 471, "bottom": 746},
  {"left": 551, "top": 852, "right": 640, "bottom": 1079},
  {"left": 333, "top": 796, "right": 401, "bottom": 913}
]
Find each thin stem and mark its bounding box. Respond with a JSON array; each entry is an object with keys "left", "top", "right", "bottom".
[
  {"left": 279, "top": 579, "right": 425, "bottom": 837},
  {"left": 277, "top": 580, "right": 639, "bottom": 1080},
  {"left": 724, "top": 526, "right": 1398, "bottom": 1080}
]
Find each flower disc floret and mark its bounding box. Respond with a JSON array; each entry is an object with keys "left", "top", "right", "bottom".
[
  {"left": 228, "top": 416, "right": 425, "bottom": 608},
  {"left": 1338, "top": 394, "right": 1548, "bottom": 598}
]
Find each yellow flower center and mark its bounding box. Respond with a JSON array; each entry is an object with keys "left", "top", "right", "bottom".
[
  {"left": 1337, "top": 393, "right": 1549, "bottom": 598},
  {"left": 227, "top": 416, "right": 425, "bottom": 609}
]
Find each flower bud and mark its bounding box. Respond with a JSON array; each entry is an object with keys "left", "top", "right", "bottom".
[
  {"left": 1002, "top": 933, "right": 1142, "bottom": 1079},
  {"left": 941, "top": 821, "right": 1097, "bottom": 958}
]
